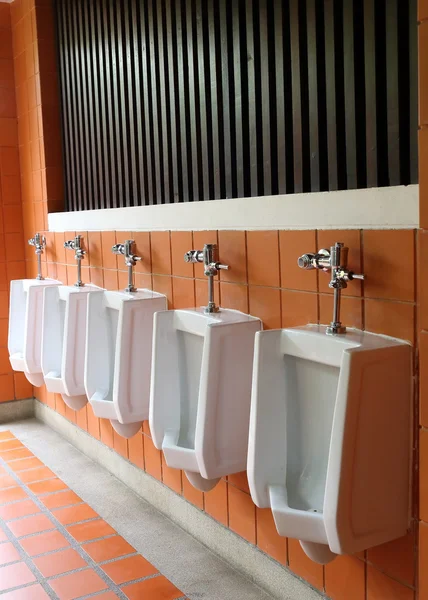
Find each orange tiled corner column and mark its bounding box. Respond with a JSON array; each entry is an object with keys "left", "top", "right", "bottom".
[
  {"left": 0, "top": 1, "right": 31, "bottom": 403},
  {"left": 419, "top": 1, "right": 428, "bottom": 598}
]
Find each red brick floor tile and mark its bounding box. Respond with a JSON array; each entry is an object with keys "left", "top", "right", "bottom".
[
  {"left": 122, "top": 575, "right": 184, "bottom": 599},
  {"left": 0, "top": 486, "right": 27, "bottom": 504},
  {"left": 0, "top": 584, "right": 50, "bottom": 599},
  {"left": 40, "top": 490, "right": 82, "bottom": 510},
  {"left": 33, "top": 548, "right": 87, "bottom": 578},
  {"left": 67, "top": 519, "right": 116, "bottom": 542},
  {"left": 8, "top": 457, "right": 43, "bottom": 472},
  {"left": 48, "top": 568, "right": 108, "bottom": 599},
  {"left": 0, "top": 542, "right": 20, "bottom": 566},
  {"left": 83, "top": 535, "right": 136, "bottom": 563},
  {"left": 0, "top": 440, "right": 23, "bottom": 452},
  {"left": 0, "top": 498, "right": 40, "bottom": 520},
  {"left": 91, "top": 593, "right": 119, "bottom": 600},
  {"left": 7, "top": 514, "right": 55, "bottom": 538},
  {"left": 28, "top": 479, "right": 68, "bottom": 495},
  {"left": 17, "top": 467, "right": 55, "bottom": 484},
  {"left": 0, "top": 562, "right": 36, "bottom": 592},
  {"left": 0, "top": 476, "right": 17, "bottom": 490},
  {"left": 53, "top": 503, "right": 98, "bottom": 525},
  {"left": 0, "top": 529, "right": 7, "bottom": 542},
  {"left": 102, "top": 555, "right": 158, "bottom": 585},
  {"left": 2, "top": 448, "right": 33, "bottom": 462},
  {"left": 0, "top": 431, "right": 15, "bottom": 441},
  {"left": 19, "top": 529, "right": 70, "bottom": 557}
]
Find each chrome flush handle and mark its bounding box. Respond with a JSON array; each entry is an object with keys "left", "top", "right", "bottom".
[
  {"left": 64, "top": 235, "right": 86, "bottom": 287},
  {"left": 184, "top": 243, "right": 229, "bottom": 313},
  {"left": 112, "top": 239, "right": 141, "bottom": 293}
]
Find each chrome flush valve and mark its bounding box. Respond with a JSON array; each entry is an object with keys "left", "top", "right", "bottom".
[
  {"left": 184, "top": 243, "right": 229, "bottom": 313},
  {"left": 28, "top": 233, "right": 46, "bottom": 280},
  {"left": 112, "top": 240, "right": 141, "bottom": 293},
  {"left": 298, "top": 242, "right": 364, "bottom": 335},
  {"left": 64, "top": 235, "right": 86, "bottom": 287}
]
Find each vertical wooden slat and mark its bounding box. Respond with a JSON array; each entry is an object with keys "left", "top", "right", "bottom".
[
  {"left": 140, "top": 0, "right": 155, "bottom": 204},
  {"left": 386, "top": 0, "right": 400, "bottom": 186},
  {"left": 364, "top": 0, "right": 377, "bottom": 188},
  {"left": 259, "top": 0, "right": 271, "bottom": 195},
  {"left": 156, "top": 0, "right": 171, "bottom": 203},
  {"left": 306, "top": 0, "right": 319, "bottom": 191},
  {"left": 324, "top": 0, "right": 337, "bottom": 191},
  {"left": 186, "top": 0, "right": 199, "bottom": 202},
  {"left": 409, "top": 0, "right": 418, "bottom": 185},
  {"left": 195, "top": 0, "right": 209, "bottom": 201},
  {"left": 165, "top": 0, "right": 180, "bottom": 202},
  {"left": 343, "top": 0, "right": 357, "bottom": 190},
  {"left": 233, "top": 1, "right": 244, "bottom": 198},
  {"left": 274, "top": 0, "right": 285, "bottom": 194},
  {"left": 147, "top": 0, "right": 163, "bottom": 205},
  {"left": 123, "top": 0, "right": 138, "bottom": 206},
  {"left": 289, "top": 0, "right": 303, "bottom": 193},
  {"left": 208, "top": 1, "right": 221, "bottom": 199},
  {"left": 245, "top": 0, "right": 258, "bottom": 197},
  {"left": 131, "top": 0, "right": 146, "bottom": 204},
  {"left": 220, "top": 0, "right": 232, "bottom": 199}
]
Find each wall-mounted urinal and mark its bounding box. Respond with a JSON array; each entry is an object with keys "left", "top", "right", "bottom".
[
  {"left": 150, "top": 244, "right": 262, "bottom": 491},
  {"left": 41, "top": 235, "right": 101, "bottom": 410},
  {"left": 8, "top": 234, "right": 62, "bottom": 387},
  {"left": 85, "top": 240, "right": 167, "bottom": 438},
  {"left": 248, "top": 243, "right": 412, "bottom": 565}
]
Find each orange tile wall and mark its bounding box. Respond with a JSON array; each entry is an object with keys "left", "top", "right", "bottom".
[
  {"left": 0, "top": 1, "right": 32, "bottom": 403},
  {"left": 0, "top": 0, "right": 423, "bottom": 597}
]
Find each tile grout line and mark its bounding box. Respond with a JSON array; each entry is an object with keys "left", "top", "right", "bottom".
[{"left": 0, "top": 446, "right": 167, "bottom": 600}]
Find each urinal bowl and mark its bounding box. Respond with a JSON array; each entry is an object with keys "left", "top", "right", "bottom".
[
  {"left": 248, "top": 325, "right": 412, "bottom": 564},
  {"left": 8, "top": 279, "right": 62, "bottom": 387},
  {"left": 85, "top": 289, "right": 167, "bottom": 439},
  {"left": 150, "top": 307, "right": 262, "bottom": 492},
  {"left": 41, "top": 285, "right": 102, "bottom": 410}
]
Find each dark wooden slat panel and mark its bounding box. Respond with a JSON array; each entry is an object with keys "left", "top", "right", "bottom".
[{"left": 56, "top": 0, "right": 417, "bottom": 211}]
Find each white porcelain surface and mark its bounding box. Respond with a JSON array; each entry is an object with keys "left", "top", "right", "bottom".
[
  {"left": 85, "top": 288, "right": 167, "bottom": 438},
  {"left": 150, "top": 307, "right": 262, "bottom": 491},
  {"left": 41, "top": 284, "right": 102, "bottom": 410},
  {"left": 8, "top": 279, "right": 62, "bottom": 387},
  {"left": 248, "top": 325, "right": 412, "bottom": 563}
]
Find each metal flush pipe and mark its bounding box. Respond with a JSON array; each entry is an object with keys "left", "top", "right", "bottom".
[
  {"left": 64, "top": 235, "right": 86, "bottom": 287},
  {"left": 28, "top": 233, "right": 46, "bottom": 280},
  {"left": 184, "top": 243, "right": 229, "bottom": 313}
]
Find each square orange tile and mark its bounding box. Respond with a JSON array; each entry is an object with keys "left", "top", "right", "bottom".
[
  {"left": 0, "top": 562, "right": 36, "bottom": 592},
  {"left": 161, "top": 455, "right": 182, "bottom": 495},
  {"left": 172, "top": 276, "right": 195, "bottom": 309},
  {"left": 247, "top": 230, "right": 280, "bottom": 287},
  {"left": 325, "top": 554, "right": 365, "bottom": 600},
  {"left": 151, "top": 231, "right": 172, "bottom": 275},
  {"left": 67, "top": 518, "right": 116, "bottom": 543},
  {"left": 0, "top": 374, "right": 14, "bottom": 402},
  {"left": 419, "top": 229, "right": 428, "bottom": 330},
  {"left": 28, "top": 478, "right": 68, "bottom": 495},
  {"left": 0, "top": 439, "right": 22, "bottom": 451},
  {"left": 420, "top": 22, "right": 428, "bottom": 126},
  {"left": 13, "top": 372, "right": 33, "bottom": 400},
  {"left": 420, "top": 522, "right": 428, "bottom": 598},
  {"left": 48, "top": 569, "right": 108, "bottom": 600},
  {"left": 40, "top": 490, "right": 82, "bottom": 510},
  {"left": 248, "top": 286, "right": 281, "bottom": 329},
  {"left": 219, "top": 282, "right": 248, "bottom": 313},
  {"left": 7, "top": 513, "right": 54, "bottom": 537},
  {"left": 102, "top": 554, "right": 158, "bottom": 585},
  {"left": 0, "top": 486, "right": 26, "bottom": 504},
  {"left": 52, "top": 503, "right": 98, "bottom": 525},
  {"left": 256, "top": 507, "right": 287, "bottom": 565},
  {"left": 87, "top": 231, "right": 102, "bottom": 268},
  {"left": 170, "top": 231, "right": 194, "bottom": 277},
  {"left": 122, "top": 575, "right": 183, "bottom": 600},
  {"left": 420, "top": 429, "right": 428, "bottom": 522},
  {"left": 100, "top": 419, "right": 114, "bottom": 449},
  {"left": 113, "top": 429, "right": 128, "bottom": 460},
  {"left": 319, "top": 295, "right": 363, "bottom": 329},
  {"left": 364, "top": 230, "right": 415, "bottom": 302},
  {"left": 367, "top": 530, "right": 415, "bottom": 588},
  {"left": 0, "top": 498, "right": 39, "bottom": 520},
  {"left": 288, "top": 538, "right": 324, "bottom": 590},
  {"left": 19, "top": 529, "right": 70, "bottom": 557},
  {"left": 182, "top": 474, "right": 204, "bottom": 509},
  {"left": 128, "top": 431, "right": 144, "bottom": 470},
  {"left": 279, "top": 230, "right": 317, "bottom": 292},
  {"left": 17, "top": 466, "right": 55, "bottom": 483},
  {"left": 281, "top": 290, "right": 318, "bottom": 328},
  {"left": 101, "top": 231, "right": 117, "bottom": 270},
  {"left": 8, "top": 456, "right": 43, "bottom": 471},
  {"left": 195, "top": 278, "right": 219, "bottom": 309},
  {"left": 364, "top": 299, "right": 415, "bottom": 344},
  {"left": 367, "top": 565, "right": 414, "bottom": 600},
  {"left": 204, "top": 478, "right": 228, "bottom": 527},
  {"left": 217, "top": 230, "right": 247, "bottom": 283},
  {"left": 228, "top": 485, "right": 256, "bottom": 544},
  {"left": 82, "top": 535, "right": 135, "bottom": 563},
  {"left": 143, "top": 435, "right": 162, "bottom": 481},
  {"left": 420, "top": 130, "right": 428, "bottom": 229},
  {"left": 228, "top": 471, "right": 251, "bottom": 494},
  {"left": 34, "top": 548, "right": 87, "bottom": 578},
  {"left": 152, "top": 275, "right": 173, "bottom": 308},
  {"left": 0, "top": 542, "right": 20, "bottom": 566}
]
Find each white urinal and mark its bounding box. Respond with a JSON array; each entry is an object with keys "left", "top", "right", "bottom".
[
  {"left": 248, "top": 325, "right": 412, "bottom": 564},
  {"left": 85, "top": 289, "right": 167, "bottom": 438},
  {"left": 41, "top": 285, "right": 102, "bottom": 410},
  {"left": 8, "top": 279, "right": 62, "bottom": 387},
  {"left": 150, "top": 308, "right": 262, "bottom": 491}
]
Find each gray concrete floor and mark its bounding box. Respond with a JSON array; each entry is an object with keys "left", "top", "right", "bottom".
[{"left": 0, "top": 419, "right": 274, "bottom": 600}]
